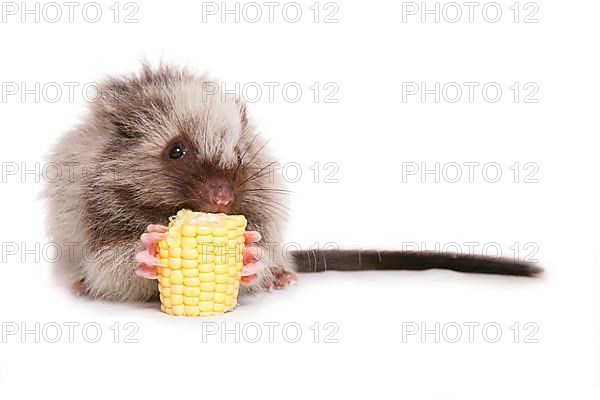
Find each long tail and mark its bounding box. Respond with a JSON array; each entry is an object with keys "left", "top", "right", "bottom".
[{"left": 291, "top": 250, "right": 542, "bottom": 277}]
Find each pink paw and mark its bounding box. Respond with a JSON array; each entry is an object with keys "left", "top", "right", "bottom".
[
  {"left": 71, "top": 280, "right": 86, "bottom": 296},
  {"left": 264, "top": 266, "right": 297, "bottom": 291},
  {"left": 241, "top": 231, "right": 265, "bottom": 286},
  {"left": 135, "top": 224, "right": 168, "bottom": 279}
]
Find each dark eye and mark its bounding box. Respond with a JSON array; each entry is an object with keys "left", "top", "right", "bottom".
[
  {"left": 168, "top": 142, "right": 187, "bottom": 159},
  {"left": 237, "top": 154, "right": 244, "bottom": 165}
]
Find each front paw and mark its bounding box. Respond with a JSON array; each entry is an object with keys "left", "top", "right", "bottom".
[
  {"left": 264, "top": 266, "right": 297, "bottom": 290},
  {"left": 135, "top": 224, "right": 168, "bottom": 279},
  {"left": 241, "top": 231, "right": 264, "bottom": 286}
]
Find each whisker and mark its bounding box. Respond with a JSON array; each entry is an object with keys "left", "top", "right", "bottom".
[
  {"left": 245, "top": 138, "right": 271, "bottom": 168},
  {"left": 203, "top": 96, "right": 214, "bottom": 155},
  {"left": 241, "top": 188, "right": 293, "bottom": 195},
  {"left": 235, "top": 133, "right": 259, "bottom": 179},
  {"left": 238, "top": 161, "right": 281, "bottom": 186}
]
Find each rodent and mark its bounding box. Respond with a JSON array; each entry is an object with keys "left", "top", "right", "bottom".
[{"left": 43, "top": 64, "right": 542, "bottom": 302}]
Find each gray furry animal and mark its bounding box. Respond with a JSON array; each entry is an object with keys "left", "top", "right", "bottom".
[{"left": 44, "top": 65, "right": 542, "bottom": 302}]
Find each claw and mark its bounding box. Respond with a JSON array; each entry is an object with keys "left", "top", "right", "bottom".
[
  {"left": 241, "top": 274, "right": 259, "bottom": 285},
  {"left": 136, "top": 263, "right": 158, "bottom": 279},
  {"left": 242, "top": 260, "right": 264, "bottom": 276},
  {"left": 146, "top": 224, "right": 169, "bottom": 233},
  {"left": 135, "top": 250, "right": 161, "bottom": 266},
  {"left": 244, "top": 231, "right": 261, "bottom": 244},
  {"left": 140, "top": 232, "right": 168, "bottom": 247}
]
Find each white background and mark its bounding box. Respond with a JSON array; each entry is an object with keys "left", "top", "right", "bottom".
[{"left": 0, "top": 0, "right": 598, "bottom": 398}]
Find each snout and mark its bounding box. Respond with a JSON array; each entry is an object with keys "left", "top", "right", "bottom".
[{"left": 209, "top": 182, "right": 234, "bottom": 206}]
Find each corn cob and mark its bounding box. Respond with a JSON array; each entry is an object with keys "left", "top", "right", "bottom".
[{"left": 156, "top": 209, "right": 247, "bottom": 316}]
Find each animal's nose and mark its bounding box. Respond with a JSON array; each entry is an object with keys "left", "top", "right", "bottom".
[{"left": 210, "top": 183, "right": 234, "bottom": 206}]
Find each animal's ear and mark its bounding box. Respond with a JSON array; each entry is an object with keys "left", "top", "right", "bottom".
[
  {"left": 92, "top": 78, "right": 169, "bottom": 139},
  {"left": 91, "top": 64, "right": 189, "bottom": 138},
  {"left": 92, "top": 80, "right": 137, "bottom": 138}
]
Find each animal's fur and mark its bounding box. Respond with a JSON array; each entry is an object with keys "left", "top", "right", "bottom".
[{"left": 44, "top": 65, "right": 290, "bottom": 301}]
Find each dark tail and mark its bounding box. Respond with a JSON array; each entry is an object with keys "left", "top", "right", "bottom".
[{"left": 291, "top": 250, "right": 543, "bottom": 277}]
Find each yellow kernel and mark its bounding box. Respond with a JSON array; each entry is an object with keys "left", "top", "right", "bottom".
[
  {"left": 213, "top": 303, "right": 225, "bottom": 312},
  {"left": 159, "top": 249, "right": 169, "bottom": 258},
  {"left": 181, "top": 237, "right": 197, "bottom": 248},
  {"left": 213, "top": 226, "right": 227, "bottom": 236},
  {"left": 170, "top": 270, "right": 184, "bottom": 285},
  {"left": 183, "top": 277, "right": 200, "bottom": 287},
  {"left": 181, "top": 259, "right": 198, "bottom": 269},
  {"left": 214, "top": 264, "right": 228, "bottom": 274},
  {"left": 162, "top": 297, "right": 172, "bottom": 307},
  {"left": 196, "top": 225, "right": 213, "bottom": 235},
  {"left": 182, "top": 247, "right": 198, "bottom": 260},
  {"left": 181, "top": 224, "right": 196, "bottom": 237},
  {"left": 168, "top": 248, "right": 182, "bottom": 259},
  {"left": 171, "top": 294, "right": 183, "bottom": 305},
  {"left": 214, "top": 255, "right": 227, "bottom": 264},
  {"left": 184, "top": 296, "right": 199, "bottom": 306},
  {"left": 213, "top": 245, "right": 227, "bottom": 256},
  {"left": 183, "top": 268, "right": 199, "bottom": 278},
  {"left": 172, "top": 304, "right": 185, "bottom": 315},
  {"left": 215, "top": 274, "right": 228, "bottom": 284},
  {"left": 166, "top": 236, "right": 180, "bottom": 248},
  {"left": 213, "top": 293, "right": 226, "bottom": 303},
  {"left": 184, "top": 287, "right": 200, "bottom": 297},
  {"left": 160, "top": 278, "right": 171, "bottom": 288},
  {"left": 198, "top": 272, "right": 215, "bottom": 282},
  {"left": 168, "top": 258, "right": 182, "bottom": 269},
  {"left": 199, "top": 282, "right": 215, "bottom": 291},
  {"left": 162, "top": 287, "right": 172, "bottom": 297},
  {"left": 198, "top": 263, "right": 215, "bottom": 273},
  {"left": 185, "top": 306, "right": 200, "bottom": 316},
  {"left": 197, "top": 235, "right": 214, "bottom": 244},
  {"left": 215, "top": 284, "right": 227, "bottom": 293},
  {"left": 214, "top": 236, "right": 228, "bottom": 245},
  {"left": 234, "top": 216, "right": 247, "bottom": 227},
  {"left": 224, "top": 219, "right": 237, "bottom": 230},
  {"left": 198, "top": 253, "right": 215, "bottom": 264},
  {"left": 198, "top": 301, "right": 214, "bottom": 312},
  {"left": 199, "top": 244, "right": 216, "bottom": 255},
  {"left": 171, "top": 285, "right": 184, "bottom": 295},
  {"left": 160, "top": 267, "right": 171, "bottom": 277},
  {"left": 199, "top": 292, "right": 213, "bottom": 301}
]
